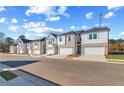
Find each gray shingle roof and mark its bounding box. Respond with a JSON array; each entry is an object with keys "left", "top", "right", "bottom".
[
  {"left": 58, "top": 27, "right": 110, "bottom": 36},
  {"left": 83, "top": 27, "right": 110, "bottom": 33},
  {"left": 58, "top": 30, "right": 84, "bottom": 36},
  {"left": 51, "top": 33, "right": 57, "bottom": 37},
  {"left": 32, "top": 37, "right": 46, "bottom": 41},
  {"left": 21, "top": 39, "right": 32, "bottom": 43}
]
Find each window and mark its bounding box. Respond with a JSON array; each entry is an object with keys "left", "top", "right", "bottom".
[
  {"left": 89, "top": 34, "right": 92, "bottom": 40},
  {"left": 59, "top": 37, "right": 62, "bottom": 42},
  {"left": 68, "top": 36, "right": 71, "bottom": 41},
  {"left": 48, "top": 41, "right": 52, "bottom": 44},
  {"left": 88, "top": 33, "right": 98, "bottom": 40},
  {"left": 93, "top": 34, "right": 97, "bottom": 39}
]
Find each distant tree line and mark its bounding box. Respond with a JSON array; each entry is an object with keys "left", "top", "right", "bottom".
[
  {"left": 109, "top": 39, "right": 124, "bottom": 53},
  {"left": 0, "top": 32, "right": 27, "bottom": 53},
  {"left": 0, "top": 32, "right": 15, "bottom": 52}
]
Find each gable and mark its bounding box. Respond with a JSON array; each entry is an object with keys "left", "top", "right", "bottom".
[
  {"left": 17, "top": 38, "right": 23, "bottom": 45},
  {"left": 47, "top": 34, "right": 57, "bottom": 40}
]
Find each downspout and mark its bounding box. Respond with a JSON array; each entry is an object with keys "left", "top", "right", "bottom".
[
  {"left": 108, "top": 28, "right": 110, "bottom": 55},
  {"left": 75, "top": 33, "right": 77, "bottom": 54}
]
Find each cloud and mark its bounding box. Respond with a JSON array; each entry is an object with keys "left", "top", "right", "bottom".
[
  {"left": 25, "top": 33, "right": 37, "bottom": 39},
  {"left": 119, "top": 32, "right": 124, "bottom": 36},
  {"left": 11, "top": 18, "right": 18, "bottom": 23},
  {"left": 70, "top": 25, "right": 88, "bottom": 30},
  {"left": 81, "top": 25, "right": 87, "bottom": 30},
  {"left": 25, "top": 6, "right": 55, "bottom": 16},
  {"left": 104, "top": 12, "right": 114, "bottom": 19},
  {"left": 57, "top": 6, "right": 69, "bottom": 17},
  {"left": 23, "top": 21, "right": 63, "bottom": 36},
  {"left": 8, "top": 25, "right": 19, "bottom": 32},
  {"left": 70, "top": 26, "right": 77, "bottom": 30},
  {"left": 25, "top": 32, "right": 47, "bottom": 39},
  {"left": 105, "top": 6, "right": 123, "bottom": 20},
  {"left": 95, "top": 23, "right": 108, "bottom": 27},
  {"left": 0, "top": 6, "right": 6, "bottom": 12},
  {"left": 23, "top": 19, "right": 28, "bottom": 22},
  {"left": 46, "top": 16, "right": 60, "bottom": 21},
  {"left": 25, "top": 6, "right": 69, "bottom": 21},
  {"left": 107, "top": 6, "right": 123, "bottom": 11},
  {"left": 0, "top": 17, "right": 7, "bottom": 23},
  {"left": 85, "top": 12, "right": 93, "bottom": 19},
  {"left": 109, "top": 32, "right": 124, "bottom": 40}
]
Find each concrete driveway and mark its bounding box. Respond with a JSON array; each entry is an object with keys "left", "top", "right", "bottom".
[
  {"left": 1, "top": 54, "right": 124, "bottom": 85},
  {"left": 73, "top": 55, "right": 107, "bottom": 62}
]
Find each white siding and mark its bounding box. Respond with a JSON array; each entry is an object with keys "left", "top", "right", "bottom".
[
  {"left": 27, "top": 43, "right": 32, "bottom": 54},
  {"left": 57, "top": 35, "right": 66, "bottom": 45},
  {"left": 81, "top": 30, "right": 108, "bottom": 44},
  {"left": 47, "top": 34, "right": 57, "bottom": 47}
]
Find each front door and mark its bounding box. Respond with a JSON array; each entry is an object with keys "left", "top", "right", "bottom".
[{"left": 77, "top": 44, "right": 81, "bottom": 54}]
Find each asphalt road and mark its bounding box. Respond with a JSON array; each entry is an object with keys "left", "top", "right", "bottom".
[{"left": 1, "top": 54, "right": 124, "bottom": 85}]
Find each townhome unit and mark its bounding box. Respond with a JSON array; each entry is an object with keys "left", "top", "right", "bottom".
[
  {"left": 31, "top": 38, "right": 46, "bottom": 55},
  {"left": 46, "top": 33, "right": 58, "bottom": 55},
  {"left": 10, "top": 27, "right": 110, "bottom": 56},
  {"left": 10, "top": 44, "right": 17, "bottom": 54},
  {"left": 27, "top": 42, "right": 32, "bottom": 54},
  {"left": 57, "top": 31, "right": 83, "bottom": 55},
  {"left": 17, "top": 38, "right": 32, "bottom": 54},
  {"left": 81, "top": 27, "right": 110, "bottom": 55}
]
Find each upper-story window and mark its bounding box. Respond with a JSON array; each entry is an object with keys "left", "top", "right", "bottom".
[
  {"left": 68, "top": 36, "right": 71, "bottom": 41},
  {"left": 48, "top": 41, "right": 52, "bottom": 44},
  {"left": 93, "top": 34, "right": 97, "bottom": 39},
  {"left": 59, "top": 37, "right": 62, "bottom": 42},
  {"left": 89, "top": 34, "right": 92, "bottom": 40},
  {"left": 88, "top": 33, "right": 98, "bottom": 40}
]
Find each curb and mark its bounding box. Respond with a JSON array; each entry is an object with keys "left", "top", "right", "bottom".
[{"left": 107, "top": 59, "right": 124, "bottom": 62}]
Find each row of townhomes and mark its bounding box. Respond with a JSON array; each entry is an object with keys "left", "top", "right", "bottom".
[{"left": 10, "top": 27, "right": 110, "bottom": 56}]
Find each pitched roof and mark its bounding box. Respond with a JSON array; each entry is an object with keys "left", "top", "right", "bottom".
[
  {"left": 51, "top": 33, "right": 57, "bottom": 37},
  {"left": 46, "top": 33, "right": 58, "bottom": 39},
  {"left": 21, "top": 38, "right": 32, "bottom": 43},
  {"left": 58, "top": 27, "right": 110, "bottom": 36},
  {"left": 58, "top": 30, "right": 84, "bottom": 36},
  {"left": 83, "top": 27, "right": 110, "bottom": 33},
  {"left": 32, "top": 37, "right": 46, "bottom": 42}
]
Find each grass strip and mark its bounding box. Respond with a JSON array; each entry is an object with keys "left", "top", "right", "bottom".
[{"left": 0, "top": 71, "right": 17, "bottom": 81}]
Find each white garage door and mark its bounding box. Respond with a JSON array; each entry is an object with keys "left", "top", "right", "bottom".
[
  {"left": 47, "top": 50, "right": 54, "bottom": 55},
  {"left": 59, "top": 48, "right": 73, "bottom": 55},
  {"left": 28, "top": 50, "right": 32, "bottom": 54},
  {"left": 33, "top": 50, "right": 40, "bottom": 54},
  {"left": 84, "top": 47, "right": 105, "bottom": 55}
]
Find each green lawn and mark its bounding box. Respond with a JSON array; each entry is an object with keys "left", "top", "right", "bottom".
[
  {"left": 0, "top": 71, "right": 17, "bottom": 81},
  {"left": 106, "top": 54, "right": 124, "bottom": 60}
]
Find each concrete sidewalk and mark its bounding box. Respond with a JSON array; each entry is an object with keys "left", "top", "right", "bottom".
[
  {"left": 45, "top": 54, "right": 67, "bottom": 59},
  {"left": 72, "top": 55, "right": 107, "bottom": 62}
]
